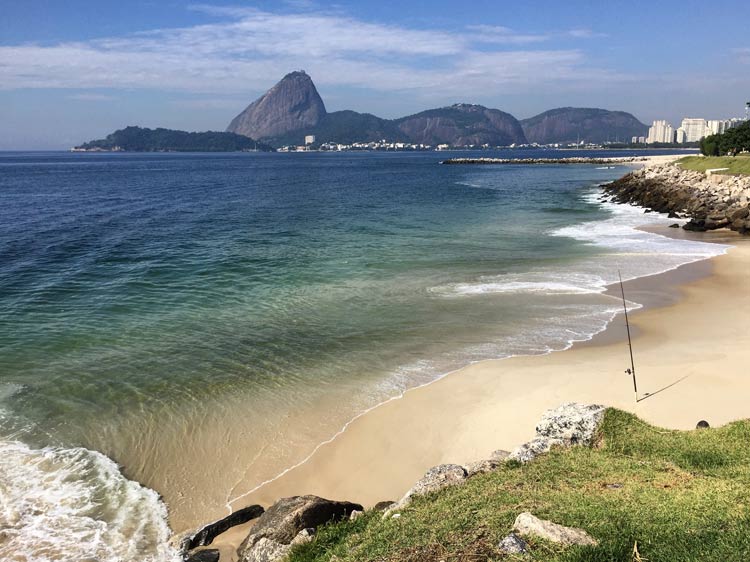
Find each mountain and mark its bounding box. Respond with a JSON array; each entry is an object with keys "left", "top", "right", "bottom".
[
  {"left": 520, "top": 107, "right": 648, "bottom": 144},
  {"left": 226, "top": 73, "right": 645, "bottom": 148},
  {"left": 395, "top": 104, "right": 527, "bottom": 146},
  {"left": 263, "top": 110, "right": 408, "bottom": 147},
  {"left": 226, "top": 71, "right": 327, "bottom": 140},
  {"left": 74, "top": 126, "right": 272, "bottom": 152}
]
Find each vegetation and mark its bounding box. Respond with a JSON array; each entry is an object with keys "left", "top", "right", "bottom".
[
  {"left": 678, "top": 155, "right": 750, "bottom": 176},
  {"left": 288, "top": 409, "right": 750, "bottom": 562},
  {"left": 700, "top": 121, "right": 750, "bottom": 156},
  {"left": 75, "top": 126, "right": 272, "bottom": 152}
]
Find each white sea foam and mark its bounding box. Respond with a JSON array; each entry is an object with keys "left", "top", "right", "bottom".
[
  {"left": 437, "top": 187, "right": 728, "bottom": 299},
  {"left": 0, "top": 439, "right": 179, "bottom": 562},
  {"left": 445, "top": 272, "right": 608, "bottom": 296}
]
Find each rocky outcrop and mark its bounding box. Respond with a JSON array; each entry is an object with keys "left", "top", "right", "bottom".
[
  {"left": 395, "top": 104, "right": 527, "bottom": 146},
  {"left": 535, "top": 403, "right": 605, "bottom": 445},
  {"left": 604, "top": 163, "right": 750, "bottom": 234},
  {"left": 237, "top": 495, "right": 362, "bottom": 562},
  {"left": 509, "top": 403, "right": 605, "bottom": 463},
  {"left": 178, "top": 504, "right": 265, "bottom": 552},
  {"left": 386, "top": 464, "right": 468, "bottom": 514},
  {"left": 227, "top": 71, "right": 327, "bottom": 140},
  {"left": 465, "top": 458, "right": 502, "bottom": 477},
  {"left": 520, "top": 107, "right": 647, "bottom": 144},
  {"left": 513, "top": 512, "right": 598, "bottom": 546}
]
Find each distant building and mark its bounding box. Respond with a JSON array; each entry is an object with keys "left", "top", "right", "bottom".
[
  {"left": 647, "top": 120, "right": 674, "bottom": 144},
  {"left": 680, "top": 118, "right": 709, "bottom": 142},
  {"left": 675, "top": 128, "right": 686, "bottom": 144},
  {"left": 304, "top": 135, "right": 316, "bottom": 145}
]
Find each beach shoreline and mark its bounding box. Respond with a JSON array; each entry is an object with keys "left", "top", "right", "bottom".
[{"left": 203, "top": 222, "right": 749, "bottom": 559}]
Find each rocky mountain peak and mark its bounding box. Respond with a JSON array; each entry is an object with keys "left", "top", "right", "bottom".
[{"left": 227, "top": 70, "right": 327, "bottom": 140}]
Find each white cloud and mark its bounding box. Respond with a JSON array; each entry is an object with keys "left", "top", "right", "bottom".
[
  {"left": 67, "top": 93, "right": 118, "bottom": 101},
  {"left": 0, "top": 6, "right": 622, "bottom": 101}
]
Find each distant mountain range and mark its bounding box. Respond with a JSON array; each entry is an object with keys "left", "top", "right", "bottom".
[{"left": 227, "top": 71, "right": 648, "bottom": 148}]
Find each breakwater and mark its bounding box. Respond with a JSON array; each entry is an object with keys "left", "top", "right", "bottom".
[
  {"left": 441, "top": 157, "right": 648, "bottom": 165},
  {"left": 603, "top": 163, "right": 750, "bottom": 234}
]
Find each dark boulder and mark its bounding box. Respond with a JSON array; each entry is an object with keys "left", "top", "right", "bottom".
[
  {"left": 237, "top": 495, "right": 362, "bottom": 562},
  {"left": 373, "top": 501, "right": 396, "bottom": 512},
  {"left": 186, "top": 550, "right": 221, "bottom": 562},
  {"left": 181, "top": 505, "right": 265, "bottom": 550}
]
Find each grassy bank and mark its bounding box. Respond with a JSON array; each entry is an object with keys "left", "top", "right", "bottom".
[
  {"left": 678, "top": 155, "right": 750, "bottom": 175},
  {"left": 288, "top": 409, "right": 750, "bottom": 562}
]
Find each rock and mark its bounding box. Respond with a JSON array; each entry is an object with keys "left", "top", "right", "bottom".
[
  {"left": 237, "top": 496, "right": 362, "bottom": 562},
  {"left": 509, "top": 403, "right": 604, "bottom": 463},
  {"left": 490, "top": 449, "right": 511, "bottom": 461},
  {"left": 513, "top": 512, "right": 598, "bottom": 546},
  {"left": 683, "top": 220, "right": 707, "bottom": 232},
  {"left": 602, "top": 163, "right": 750, "bottom": 237},
  {"left": 696, "top": 420, "right": 710, "bottom": 429},
  {"left": 509, "top": 437, "right": 565, "bottom": 463},
  {"left": 386, "top": 464, "right": 468, "bottom": 513},
  {"left": 498, "top": 533, "right": 529, "bottom": 554},
  {"left": 373, "top": 501, "right": 396, "bottom": 512},
  {"left": 465, "top": 458, "right": 500, "bottom": 477},
  {"left": 244, "top": 537, "right": 290, "bottom": 562},
  {"left": 350, "top": 510, "right": 363, "bottom": 520},
  {"left": 402, "top": 464, "right": 467, "bottom": 498},
  {"left": 669, "top": 223, "right": 680, "bottom": 228},
  {"left": 535, "top": 403, "right": 605, "bottom": 446},
  {"left": 729, "top": 207, "right": 749, "bottom": 222},
  {"left": 181, "top": 504, "right": 265, "bottom": 550},
  {"left": 186, "top": 550, "right": 221, "bottom": 562},
  {"left": 290, "top": 528, "right": 315, "bottom": 546},
  {"left": 227, "top": 71, "right": 326, "bottom": 141}
]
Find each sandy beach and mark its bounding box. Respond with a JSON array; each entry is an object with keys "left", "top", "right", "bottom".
[{"left": 208, "top": 224, "right": 749, "bottom": 558}]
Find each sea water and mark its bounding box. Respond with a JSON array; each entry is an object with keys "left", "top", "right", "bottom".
[{"left": 0, "top": 149, "right": 725, "bottom": 559}]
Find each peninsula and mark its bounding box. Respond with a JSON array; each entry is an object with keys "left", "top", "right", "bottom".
[{"left": 73, "top": 126, "right": 272, "bottom": 152}]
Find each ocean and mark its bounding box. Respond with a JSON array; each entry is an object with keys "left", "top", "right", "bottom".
[{"left": 0, "top": 149, "right": 725, "bottom": 560}]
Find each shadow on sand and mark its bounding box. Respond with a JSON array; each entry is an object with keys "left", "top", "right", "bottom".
[{"left": 637, "top": 375, "right": 690, "bottom": 402}]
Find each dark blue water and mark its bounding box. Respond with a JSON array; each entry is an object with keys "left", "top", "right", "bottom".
[{"left": 0, "top": 149, "right": 720, "bottom": 559}]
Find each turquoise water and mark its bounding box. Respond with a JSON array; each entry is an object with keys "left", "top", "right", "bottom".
[{"left": 0, "top": 149, "right": 722, "bottom": 559}]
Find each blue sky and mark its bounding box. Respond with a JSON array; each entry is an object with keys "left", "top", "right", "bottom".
[{"left": 1, "top": 0, "right": 748, "bottom": 149}]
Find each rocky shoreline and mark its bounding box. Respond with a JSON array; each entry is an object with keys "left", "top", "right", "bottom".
[
  {"left": 177, "top": 403, "right": 606, "bottom": 562},
  {"left": 440, "top": 157, "right": 648, "bottom": 165},
  {"left": 603, "top": 163, "right": 750, "bottom": 234}
]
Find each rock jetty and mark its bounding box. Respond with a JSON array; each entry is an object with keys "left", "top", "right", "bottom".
[
  {"left": 441, "top": 156, "right": 647, "bottom": 165},
  {"left": 603, "top": 163, "right": 750, "bottom": 233}
]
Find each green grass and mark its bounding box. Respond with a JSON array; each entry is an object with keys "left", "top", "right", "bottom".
[
  {"left": 677, "top": 155, "right": 750, "bottom": 175},
  {"left": 288, "top": 409, "right": 750, "bottom": 562}
]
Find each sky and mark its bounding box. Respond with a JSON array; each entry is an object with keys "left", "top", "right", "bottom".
[{"left": 1, "top": 0, "right": 749, "bottom": 149}]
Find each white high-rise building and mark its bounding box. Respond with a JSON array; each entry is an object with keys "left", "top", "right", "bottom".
[
  {"left": 680, "top": 118, "right": 709, "bottom": 142},
  {"left": 647, "top": 120, "right": 674, "bottom": 144},
  {"left": 675, "top": 128, "right": 687, "bottom": 144}
]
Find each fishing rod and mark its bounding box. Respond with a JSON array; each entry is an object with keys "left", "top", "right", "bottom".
[{"left": 618, "top": 270, "right": 638, "bottom": 402}]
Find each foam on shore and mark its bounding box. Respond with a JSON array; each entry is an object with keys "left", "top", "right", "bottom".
[{"left": 0, "top": 439, "right": 178, "bottom": 562}]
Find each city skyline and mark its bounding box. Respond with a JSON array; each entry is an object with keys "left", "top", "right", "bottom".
[{"left": 1, "top": 0, "right": 749, "bottom": 149}]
